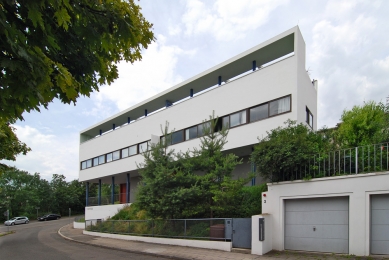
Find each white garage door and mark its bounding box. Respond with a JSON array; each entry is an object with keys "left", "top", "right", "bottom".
[
  {"left": 285, "top": 197, "right": 349, "bottom": 253},
  {"left": 371, "top": 194, "right": 389, "bottom": 255}
]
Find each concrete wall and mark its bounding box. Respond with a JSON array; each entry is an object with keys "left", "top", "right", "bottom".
[
  {"left": 262, "top": 172, "right": 389, "bottom": 256},
  {"left": 83, "top": 230, "right": 232, "bottom": 252},
  {"left": 85, "top": 204, "right": 129, "bottom": 220},
  {"left": 73, "top": 221, "right": 85, "bottom": 229},
  {"left": 252, "top": 214, "right": 272, "bottom": 255}
]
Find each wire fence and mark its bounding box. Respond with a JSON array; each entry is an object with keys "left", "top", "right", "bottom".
[
  {"left": 85, "top": 218, "right": 232, "bottom": 241},
  {"left": 88, "top": 193, "right": 128, "bottom": 206},
  {"left": 278, "top": 142, "right": 389, "bottom": 182}
]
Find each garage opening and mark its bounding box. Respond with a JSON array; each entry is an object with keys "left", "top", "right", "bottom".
[
  {"left": 371, "top": 194, "right": 389, "bottom": 255},
  {"left": 285, "top": 196, "right": 349, "bottom": 253}
]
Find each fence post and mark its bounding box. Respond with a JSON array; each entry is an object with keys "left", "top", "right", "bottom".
[
  {"left": 355, "top": 147, "right": 358, "bottom": 174},
  {"left": 152, "top": 220, "right": 154, "bottom": 237},
  {"left": 184, "top": 219, "right": 187, "bottom": 238}
]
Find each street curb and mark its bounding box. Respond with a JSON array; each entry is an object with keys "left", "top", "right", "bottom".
[{"left": 57, "top": 224, "right": 192, "bottom": 260}]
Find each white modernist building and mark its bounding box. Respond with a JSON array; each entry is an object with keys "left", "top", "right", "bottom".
[{"left": 79, "top": 26, "right": 317, "bottom": 219}]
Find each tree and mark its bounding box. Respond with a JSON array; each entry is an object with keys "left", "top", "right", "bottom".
[
  {"left": 137, "top": 123, "right": 203, "bottom": 219},
  {"left": 0, "top": 122, "right": 30, "bottom": 173},
  {"left": 336, "top": 101, "right": 389, "bottom": 148},
  {"left": 251, "top": 120, "right": 333, "bottom": 182},
  {"left": 137, "top": 115, "right": 251, "bottom": 219},
  {"left": 0, "top": 0, "right": 154, "bottom": 123},
  {"left": 187, "top": 115, "right": 246, "bottom": 218}
]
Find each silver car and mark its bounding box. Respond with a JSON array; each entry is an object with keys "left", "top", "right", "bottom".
[{"left": 4, "top": 216, "right": 29, "bottom": 226}]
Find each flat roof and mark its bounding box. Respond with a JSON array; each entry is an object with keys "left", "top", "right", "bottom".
[{"left": 80, "top": 26, "right": 298, "bottom": 138}]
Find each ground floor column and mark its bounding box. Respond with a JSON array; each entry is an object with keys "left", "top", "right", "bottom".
[
  {"left": 111, "top": 176, "right": 115, "bottom": 204},
  {"left": 98, "top": 179, "right": 101, "bottom": 205},
  {"left": 126, "top": 173, "right": 130, "bottom": 203},
  {"left": 85, "top": 182, "right": 89, "bottom": 206}
]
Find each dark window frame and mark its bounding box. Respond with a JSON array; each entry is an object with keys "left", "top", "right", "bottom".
[{"left": 306, "top": 106, "right": 313, "bottom": 129}]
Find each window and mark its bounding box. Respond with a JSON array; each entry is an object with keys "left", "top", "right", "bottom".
[
  {"left": 172, "top": 130, "right": 184, "bottom": 144},
  {"left": 222, "top": 116, "right": 230, "bottom": 128},
  {"left": 250, "top": 104, "right": 268, "bottom": 122},
  {"left": 122, "top": 148, "right": 129, "bottom": 158},
  {"left": 86, "top": 159, "right": 92, "bottom": 168},
  {"left": 198, "top": 122, "right": 211, "bottom": 136},
  {"left": 269, "top": 96, "right": 290, "bottom": 116},
  {"left": 139, "top": 142, "right": 148, "bottom": 153},
  {"left": 230, "top": 110, "right": 246, "bottom": 127},
  {"left": 81, "top": 161, "right": 86, "bottom": 170},
  {"left": 93, "top": 157, "right": 98, "bottom": 167},
  {"left": 306, "top": 107, "right": 313, "bottom": 128},
  {"left": 113, "top": 150, "right": 120, "bottom": 161},
  {"left": 129, "top": 145, "right": 137, "bottom": 156},
  {"left": 98, "top": 155, "right": 105, "bottom": 165},
  {"left": 185, "top": 126, "right": 198, "bottom": 141},
  {"left": 106, "top": 153, "right": 113, "bottom": 162}
]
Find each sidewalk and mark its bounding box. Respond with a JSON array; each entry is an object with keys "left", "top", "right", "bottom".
[{"left": 58, "top": 224, "right": 386, "bottom": 260}]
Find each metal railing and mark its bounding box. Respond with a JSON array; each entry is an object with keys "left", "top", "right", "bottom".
[
  {"left": 278, "top": 142, "right": 389, "bottom": 182},
  {"left": 85, "top": 218, "right": 232, "bottom": 241},
  {"left": 88, "top": 193, "right": 129, "bottom": 206}
]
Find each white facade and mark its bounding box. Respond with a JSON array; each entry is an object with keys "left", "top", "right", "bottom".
[
  {"left": 261, "top": 172, "right": 389, "bottom": 256},
  {"left": 78, "top": 26, "right": 317, "bottom": 218}
]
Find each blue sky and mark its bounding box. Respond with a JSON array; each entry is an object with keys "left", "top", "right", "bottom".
[{"left": 2, "top": 0, "right": 389, "bottom": 181}]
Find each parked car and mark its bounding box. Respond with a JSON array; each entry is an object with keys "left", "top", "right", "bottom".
[
  {"left": 4, "top": 216, "right": 29, "bottom": 226},
  {"left": 38, "top": 214, "right": 61, "bottom": 221}
]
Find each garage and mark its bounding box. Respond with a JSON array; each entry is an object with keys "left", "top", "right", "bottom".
[
  {"left": 285, "top": 197, "right": 349, "bottom": 253},
  {"left": 371, "top": 194, "right": 389, "bottom": 255}
]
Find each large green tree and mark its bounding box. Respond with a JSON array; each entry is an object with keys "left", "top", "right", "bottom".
[
  {"left": 336, "top": 101, "right": 389, "bottom": 147},
  {"left": 0, "top": 167, "right": 86, "bottom": 220},
  {"left": 137, "top": 123, "right": 203, "bottom": 219},
  {"left": 251, "top": 120, "right": 333, "bottom": 182},
  {"left": 137, "top": 116, "right": 252, "bottom": 219},
  {"left": 0, "top": 0, "right": 154, "bottom": 123}
]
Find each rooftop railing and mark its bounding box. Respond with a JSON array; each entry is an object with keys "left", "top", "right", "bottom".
[{"left": 275, "top": 142, "right": 389, "bottom": 182}]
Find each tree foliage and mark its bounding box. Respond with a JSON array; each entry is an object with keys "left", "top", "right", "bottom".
[
  {"left": 336, "top": 101, "right": 389, "bottom": 147},
  {"left": 0, "top": 167, "right": 85, "bottom": 220},
  {"left": 137, "top": 115, "right": 253, "bottom": 219},
  {"left": 0, "top": 0, "right": 154, "bottom": 123},
  {"left": 136, "top": 123, "right": 203, "bottom": 219},
  {"left": 251, "top": 120, "right": 333, "bottom": 182},
  {"left": 0, "top": 122, "right": 30, "bottom": 172}
]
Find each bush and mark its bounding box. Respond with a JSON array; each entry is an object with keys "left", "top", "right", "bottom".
[
  {"left": 111, "top": 203, "right": 148, "bottom": 220},
  {"left": 213, "top": 183, "right": 268, "bottom": 218}
]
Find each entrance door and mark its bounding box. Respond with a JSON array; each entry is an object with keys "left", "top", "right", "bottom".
[
  {"left": 285, "top": 197, "right": 349, "bottom": 253},
  {"left": 232, "top": 218, "right": 252, "bottom": 249},
  {"left": 371, "top": 194, "right": 389, "bottom": 254}
]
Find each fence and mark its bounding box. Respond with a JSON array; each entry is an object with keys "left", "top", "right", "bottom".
[
  {"left": 88, "top": 193, "right": 128, "bottom": 206},
  {"left": 276, "top": 142, "right": 389, "bottom": 182},
  {"left": 85, "top": 218, "right": 231, "bottom": 241}
]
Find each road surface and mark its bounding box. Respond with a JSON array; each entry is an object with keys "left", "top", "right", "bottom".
[{"left": 0, "top": 217, "right": 168, "bottom": 260}]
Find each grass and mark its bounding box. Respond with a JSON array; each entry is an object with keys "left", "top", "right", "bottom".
[
  {"left": 0, "top": 231, "right": 15, "bottom": 237},
  {"left": 75, "top": 217, "right": 85, "bottom": 223}
]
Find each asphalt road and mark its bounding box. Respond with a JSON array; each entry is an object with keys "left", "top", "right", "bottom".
[{"left": 0, "top": 217, "right": 168, "bottom": 260}]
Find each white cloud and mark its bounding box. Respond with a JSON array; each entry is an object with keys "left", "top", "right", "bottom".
[
  {"left": 96, "top": 35, "right": 194, "bottom": 111},
  {"left": 2, "top": 125, "right": 79, "bottom": 181},
  {"left": 168, "top": 24, "right": 182, "bottom": 36},
  {"left": 375, "top": 56, "right": 389, "bottom": 71},
  {"left": 182, "top": 0, "right": 288, "bottom": 41},
  {"left": 311, "top": 15, "right": 376, "bottom": 62}
]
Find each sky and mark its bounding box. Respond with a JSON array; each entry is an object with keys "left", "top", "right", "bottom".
[{"left": 2, "top": 0, "right": 389, "bottom": 181}]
